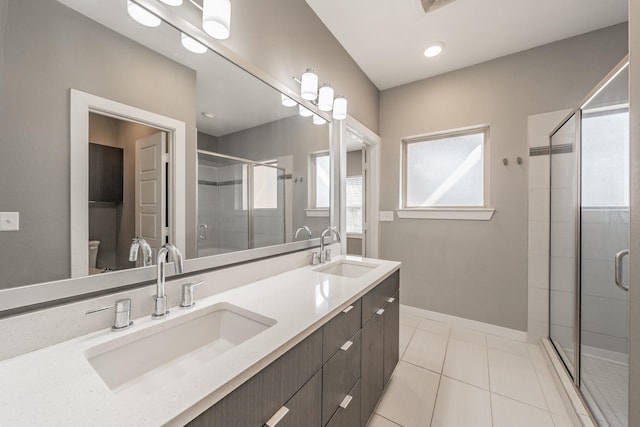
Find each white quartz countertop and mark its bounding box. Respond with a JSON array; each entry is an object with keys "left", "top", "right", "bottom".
[{"left": 0, "top": 255, "right": 400, "bottom": 426}]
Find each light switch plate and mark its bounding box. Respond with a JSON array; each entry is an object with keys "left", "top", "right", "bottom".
[
  {"left": 379, "top": 211, "right": 394, "bottom": 222},
  {"left": 0, "top": 212, "right": 19, "bottom": 231}
]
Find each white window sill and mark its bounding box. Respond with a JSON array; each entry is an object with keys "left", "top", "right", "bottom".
[
  {"left": 396, "top": 208, "right": 495, "bottom": 221},
  {"left": 305, "top": 208, "right": 329, "bottom": 218}
]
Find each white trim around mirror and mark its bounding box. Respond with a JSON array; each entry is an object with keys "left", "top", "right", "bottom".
[{"left": 70, "top": 89, "right": 186, "bottom": 278}]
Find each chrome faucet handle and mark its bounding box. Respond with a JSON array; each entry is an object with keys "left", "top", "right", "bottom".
[
  {"left": 129, "top": 237, "right": 153, "bottom": 266},
  {"left": 180, "top": 281, "right": 205, "bottom": 309},
  {"left": 86, "top": 298, "right": 134, "bottom": 331},
  {"left": 294, "top": 226, "right": 312, "bottom": 240},
  {"left": 164, "top": 244, "right": 184, "bottom": 274}
]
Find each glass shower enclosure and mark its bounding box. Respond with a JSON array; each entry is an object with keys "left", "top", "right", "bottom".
[
  {"left": 549, "top": 59, "right": 629, "bottom": 426},
  {"left": 197, "top": 150, "right": 286, "bottom": 256}
]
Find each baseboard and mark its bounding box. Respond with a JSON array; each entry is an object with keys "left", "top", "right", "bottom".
[{"left": 400, "top": 304, "right": 529, "bottom": 342}]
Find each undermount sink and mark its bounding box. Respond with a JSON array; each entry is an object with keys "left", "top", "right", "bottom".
[
  {"left": 85, "top": 302, "right": 276, "bottom": 396},
  {"left": 314, "top": 260, "right": 378, "bottom": 278}
]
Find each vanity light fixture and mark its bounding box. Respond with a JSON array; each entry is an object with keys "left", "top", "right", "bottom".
[
  {"left": 313, "top": 114, "right": 327, "bottom": 126},
  {"left": 332, "top": 96, "right": 347, "bottom": 120},
  {"left": 281, "top": 94, "right": 297, "bottom": 107},
  {"left": 317, "top": 84, "right": 334, "bottom": 112},
  {"left": 424, "top": 41, "right": 444, "bottom": 58},
  {"left": 181, "top": 33, "right": 207, "bottom": 54},
  {"left": 301, "top": 69, "right": 319, "bottom": 101},
  {"left": 299, "top": 105, "right": 313, "bottom": 117},
  {"left": 159, "top": 0, "right": 184, "bottom": 5},
  {"left": 202, "top": 0, "right": 231, "bottom": 40},
  {"left": 127, "top": 0, "right": 161, "bottom": 27}
]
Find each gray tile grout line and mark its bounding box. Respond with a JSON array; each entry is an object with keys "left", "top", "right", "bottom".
[
  {"left": 428, "top": 333, "right": 450, "bottom": 427},
  {"left": 486, "top": 334, "right": 495, "bottom": 427}
]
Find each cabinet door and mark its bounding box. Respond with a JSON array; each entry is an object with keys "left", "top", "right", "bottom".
[
  {"left": 322, "top": 330, "right": 361, "bottom": 426},
  {"left": 360, "top": 311, "right": 384, "bottom": 427},
  {"left": 325, "top": 380, "right": 361, "bottom": 427},
  {"left": 187, "top": 329, "right": 322, "bottom": 427},
  {"left": 268, "top": 370, "right": 322, "bottom": 427},
  {"left": 383, "top": 290, "right": 400, "bottom": 387}
]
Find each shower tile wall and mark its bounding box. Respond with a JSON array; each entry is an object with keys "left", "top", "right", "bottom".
[{"left": 527, "top": 111, "right": 569, "bottom": 342}]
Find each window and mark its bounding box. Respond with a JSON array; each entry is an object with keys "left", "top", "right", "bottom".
[
  {"left": 242, "top": 160, "right": 279, "bottom": 210},
  {"left": 310, "top": 152, "right": 330, "bottom": 209},
  {"left": 346, "top": 176, "right": 363, "bottom": 233},
  {"left": 403, "top": 127, "right": 489, "bottom": 208},
  {"left": 581, "top": 109, "right": 629, "bottom": 207}
]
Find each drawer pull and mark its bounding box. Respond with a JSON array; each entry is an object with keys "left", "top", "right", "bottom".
[
  {"left": 387, "top": 297, "right": 395, "bottom": 303},
  {"left": 266, "top": 406, "right": 289, "bottom": 427},
  {"left": 342, "top": 305, "right": 354, "bottom": 314},
  {"left": 340, "top": 340, "right": 353, "bottom": 351},
  {"left": 339, "top": 394, "right": 353, "bottom": 409},
  {"left": 376, "top": 308, "right": 385, "bottom": 316}
]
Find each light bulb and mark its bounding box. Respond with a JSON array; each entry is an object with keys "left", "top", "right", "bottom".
[
  {"left": 318, "top": 84, "right": 334, "bottom": 112},
  {"left": 313, "top": 114, "right": 327, "bottom": 125},
  {"left": 203, "top": 0, "right": 231, "bottom": 40},
  {"left": 301, "top": 69, "right": 318, "bottom": 101},
  {"left": 424, "top": 42, "right": 444, "bottom": 58},
  {"left": 181, "top": 33, "right": 207, "bottom": 54},
  {"left": 281, "top": 94, "right": 297, "bottom": 107},
  {"left": 299, "top": 105, "right": 313, "bottom": 117},
  {"left": 127, "top": 0, "right": 161, "bottom": 27},
  {"left": 332, "top": 96, "right": 347, "bottom": 120}
]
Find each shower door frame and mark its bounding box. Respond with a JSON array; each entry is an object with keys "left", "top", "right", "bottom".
[{"left": 548, "top": 56, "right": 630, "bottom": 419}]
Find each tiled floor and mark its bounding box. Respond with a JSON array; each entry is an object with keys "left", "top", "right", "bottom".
[{"left": 366, "top": 308, "right": 577, "bottom": 427}]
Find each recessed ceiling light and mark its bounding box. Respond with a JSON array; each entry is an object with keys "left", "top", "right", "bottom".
[
  {"left": 424, "top": 42, "right": 444, "bottom": 58},
  {"left": 201, "top": 112, "right": 215, "bottom": 119}
]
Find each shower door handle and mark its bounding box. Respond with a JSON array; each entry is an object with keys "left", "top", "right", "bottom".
[
  {"left": 614, "top": 249, "right": 629, "bottom": 292},
  {"left": 198, "top": 224, "right": 208, "bottom": 240}
]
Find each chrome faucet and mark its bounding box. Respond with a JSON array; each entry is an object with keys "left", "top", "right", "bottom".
[
  {"left": 319, "top": 226, "right": 342, "bottom": 263},
  {"left": 152, "top": 243, "right": 184, "bottom": 319},
  {"left": 129, "top": 237, "right": 153, "bottom": 266},
  {"left": 294, "top": 226, "right": 312, "bottom": 240}
]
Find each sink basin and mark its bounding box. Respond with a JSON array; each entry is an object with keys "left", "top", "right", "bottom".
[
  {"left": 314, "top": 260, "right": 378, "bottom": 278},
  {"left": 85, "top": 302, "right": 276, "bottom": 396}
]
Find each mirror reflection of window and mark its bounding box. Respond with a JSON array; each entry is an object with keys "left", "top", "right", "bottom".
[
  {"left": 311, "top": 152, "right": 330, "bottom": 208},
  {"left": 346, "top": 176, "right": 363, "bottom": 234},
  {"left": 242, "top": 160, "right": 279, "bottom": 210}
]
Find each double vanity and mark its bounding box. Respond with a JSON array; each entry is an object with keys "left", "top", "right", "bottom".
[{"left": 0, "top": 256, "right": 400, "bottom": 426}]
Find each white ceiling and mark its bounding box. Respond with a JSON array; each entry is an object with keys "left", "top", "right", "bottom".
[{"left": 305, "top": 0, "right": 628, "bottom": 90}]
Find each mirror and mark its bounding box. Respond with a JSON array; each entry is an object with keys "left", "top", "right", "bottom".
[{"left": 0, "top": 0, "right": 332, "bottom": 310}]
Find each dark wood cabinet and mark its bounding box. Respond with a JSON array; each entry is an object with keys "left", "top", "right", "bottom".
[
  {"left": 325, "top": 380, "right": 361, "bottom": 427},
  {"left": 186, "top": 329, "right": 322, "bottom": 427},
  {"left": 322, "top": 330, "right": 361, "bottom": 426},
  {"left": 186, "top": 269, "right": 400, "bottom": 427},
  {"left": 360, "top": 307, "right": 384, "bottom": 426},
  {"left": 89, "top": 143, "right": 123, "bottom": 203},
  {"left": 383, "top": 291, "right": 400, "bottom": 386}
]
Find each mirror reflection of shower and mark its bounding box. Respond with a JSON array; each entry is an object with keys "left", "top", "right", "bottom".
[{"left": 197, "top": 150, "right": 287, "bottom": 257}]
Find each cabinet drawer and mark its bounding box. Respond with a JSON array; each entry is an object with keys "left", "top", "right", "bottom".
[
  {"left": 325, "top": 379, "right": 361, "bottom": 427},
  {"left": 362, "top": 270, "right": 399, "bottom": 325},
  {"left": 322, "top": 330, "right": 361, "bottom": 426},
  {"left": 187, "top": 329, "right": 322, "bottom": 427},
  {"left": 264, "top": 370, "right": 322, "bottom": 427},
  {"left": 323, "top": 299, "right": 361, "bottom": 363}
]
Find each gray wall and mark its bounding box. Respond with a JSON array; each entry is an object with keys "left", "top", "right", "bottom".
[
  {"left": 221, "top": 0, "right": 380, "bottom": 133},
  {"left": 215, "top": 115, "right": 330, "bottom": 237},
  {"left": 629, "top": 0, "right": 639, "bottom": 424},
  {"left": 0, "top": 0, "right": 196, "bottom": 288},
  {"left": 379, "top": 24, "right": 628, "bottom": 330}
]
